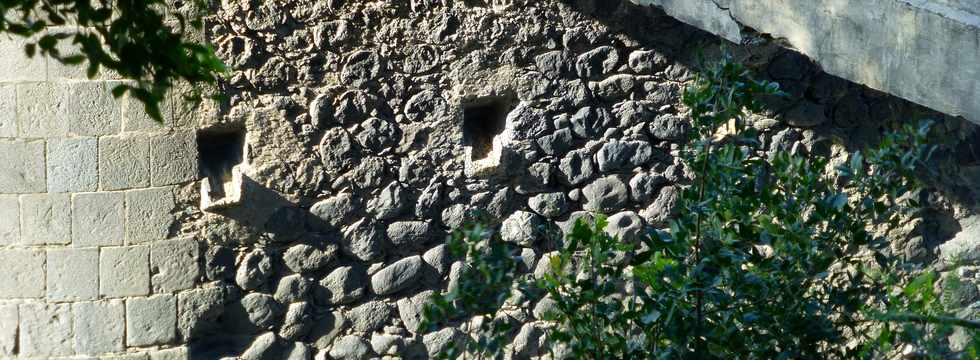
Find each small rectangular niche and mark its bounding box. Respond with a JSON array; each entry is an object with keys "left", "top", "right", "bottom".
[
  {"left": 462, "top": 96, "right": 511, "bottom": 161},
  {"left": 462, "top": 96, "right": 514, "bottom": 177},
  {"left": 198, "top": 128, "right": 246, "bottom": 210}
]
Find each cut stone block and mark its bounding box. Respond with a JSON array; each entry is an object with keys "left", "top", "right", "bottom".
[
  {"left": 0, "top": 195, "right": 18, "bottom": 245},
  {"left": 150, "top": 237, "right": 200, "bottom": 293},
  {"left": 0, "top": 303, "right": 15, "bottom": 356},
  {"left": 47, "top": 248, "right": 99, "bottom": 302},
  {"left": 170, "top": 82, "right": 209, "bottom": 130},
  {"left": 16, "top": 82, "right": 67, "bottom": 137},
  {"left": 47, "top": 137, "right": 99, "bottom": 193},
  {"left": 73, "top": 300, "right": 125, "bottom": 355},
  {"left": 0, "top": 84, "right": 16, "bottom": 137},
  {"left": 150, "top": 131, "right": 199, "bottom": 186},
  {"left": 47, "top": 27, "right": 118, "bottom": 80},
  {"left": 127, "top": 295, "right": 177, "bottom": 347},
  {"left": 72, "top": 192, "right": 125, "bottom": 247},
  {"left": 67, "top": 81, "right": 122, "bottom": 136},
  {"left": 19, "top": 303, "right": 73, "bottom": 358},
  {"left": 123, "top": 89, "right": 173, "bottom": 132},
  {"left": 0, "top": 249, "right": 44, "bottom": 299},
  {"left": 125, "top": 187, "right": 175, "bottom": 244},
  {"left": 20, "top": 193, "right": 70, "bottom": 245},
  {"left": 100, "top": 246, "right": 150, "bottom": 297},
  {"left": 0, "top": 140, "right": 45, "bottom": 193},
  {"left": 46, "top": 26, "right": 89, "bottom": 80},
  {"left": 99, "top": 135, "right": 150, "bottom": 191},
  {"left": 177, "top": 287, "right": 224, "bottom": 342},
  {"left": 0, "top": 36, "right": 46, "bottom": 82}
]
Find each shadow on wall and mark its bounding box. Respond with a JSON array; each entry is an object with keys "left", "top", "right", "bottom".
[{"left": 181, "top": 177, "right": 328, "bottom": 358}]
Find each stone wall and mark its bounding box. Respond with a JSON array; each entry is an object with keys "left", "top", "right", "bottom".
[
  {"left": 2, "top": 0, "right": 980, "bottom": 359},
  {"left": 0, "top": 28, "right": 200, "bottom": 359}
]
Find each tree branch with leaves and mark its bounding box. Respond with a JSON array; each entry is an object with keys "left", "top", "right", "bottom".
[{"left": 0, "top": 0, "right": 226, "bottom": 121}]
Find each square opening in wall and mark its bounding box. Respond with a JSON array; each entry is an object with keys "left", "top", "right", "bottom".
[
  {"left": 463, "top": 97, "right": 512, "bottom": 161},
  {"left": 198, "top": 128, "right": 245, "bottom": 199}
]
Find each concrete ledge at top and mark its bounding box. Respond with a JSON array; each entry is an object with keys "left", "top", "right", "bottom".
[{"left": 631, "top": 0, "right": 980, "bottom": 125}]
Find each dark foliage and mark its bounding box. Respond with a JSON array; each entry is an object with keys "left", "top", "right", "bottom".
[
  {"left": 0, "top": 0, "right": 226, "bottom": 121},
  {"left": 422, "top": 54, "right": 980, "bottom": 359}
]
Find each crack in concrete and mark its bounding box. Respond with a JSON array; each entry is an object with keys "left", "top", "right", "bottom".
[
  {"left": 707, "top": 0, "right": 746, "bottom": 44},
  {"left": 703, "top": 0, "right": 790, "bottom": 49}
]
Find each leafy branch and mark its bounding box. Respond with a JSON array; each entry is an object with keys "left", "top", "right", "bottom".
[
  {"left": 423, "top": 52, "right": 974, "bottom": 359},
  {"left": 0, "top": 0, "right": 227, "bottom": 121}
]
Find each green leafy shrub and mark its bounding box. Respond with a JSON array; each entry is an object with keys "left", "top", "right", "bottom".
[
  {"left": 420, "top": 223, "right": 524, "bottom": 358},
  {"left": 629, "top": 54, "right": 934, "bottom": 358},
  {"left": 423, "top": 54, "right": 979, "bottom": 359},
  {"left": 863, "top": 270, "right": 980, "bottom": 358}
]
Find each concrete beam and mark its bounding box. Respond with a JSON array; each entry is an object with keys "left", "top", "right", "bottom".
[{"left": 632, "top": 0, "right": 980, "bottom": 124}]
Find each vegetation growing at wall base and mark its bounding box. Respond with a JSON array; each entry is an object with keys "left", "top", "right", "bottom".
[{"left": 421, "top": 54, "right": 979, "bottom": 359}]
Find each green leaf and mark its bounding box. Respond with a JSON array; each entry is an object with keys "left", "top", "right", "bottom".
[
  {"left": 904, "top": 272, "right": 935, "bottom": 298},
  {"left": 86, "top": 62, "right": 99, "bottom": 79},
  {"left": 111, "top": 84, "right": 129, "bottom": 98},
  {"left": 38, "top": 34, "right": 57, "bottom": 50},
  {"left": 62, "top": 54, "right": 86, "bottom": 65},
  {"left": 831, "top": 192, "right": 848, "bottom": 210}
]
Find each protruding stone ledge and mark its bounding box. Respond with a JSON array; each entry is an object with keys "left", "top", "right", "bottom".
[
  {"left": 200, "top": 163, "right": 246, "bottom": 212},
  {"left": 632, "top": 0, "right": 980, "bottom": 124}
]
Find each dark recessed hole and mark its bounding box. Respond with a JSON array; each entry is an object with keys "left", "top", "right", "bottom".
[
  {"left": 198, "top": 128, "right": 245, "bottom": 198},
  {"left": 463, "top": 97, "right": 512, "bottom": 161},
  {"left": 955, "top": 129, "right": 980, "bottom": 166}
]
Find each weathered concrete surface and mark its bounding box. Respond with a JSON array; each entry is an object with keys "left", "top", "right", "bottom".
[{"left": 632, "top": 0, "right": 980, "bottom": 124}]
